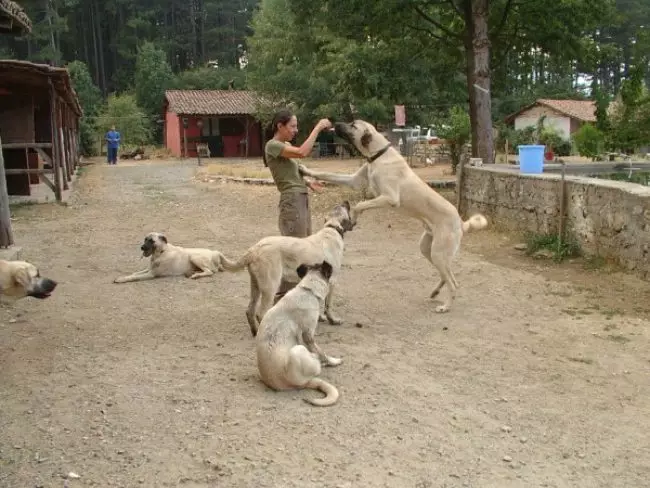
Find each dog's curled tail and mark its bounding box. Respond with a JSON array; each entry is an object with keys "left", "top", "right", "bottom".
[
  {"left": 303, "top": 378, "right": 340, "bottom": 407},
  {"left": 462, "top": 213, "right": 488, "bottom": 233},
  {"left": 219, "top": 253, "right": 250, "bottom": 272}
]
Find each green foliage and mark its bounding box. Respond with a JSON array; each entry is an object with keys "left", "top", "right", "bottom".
[
  {"left": 97, "top": 94, "right": 152, "bottom": 147},
  {"left": 134, "top": 41, "right": 174, "bottom": 121},
  {"left": 525, "top": 232, "right": 582, "bottom": 263},
  {"left": 172, "top": 67, "right": 247, "bottom": 90},
  {"left": 67, "top": 61, "right": 102, "bottom": 156},
  {"left": 573, "top": 124, "right": 605, "bottom": 160},
  {"left": 437, "top": 106, "right": 471, "bottom": 174},
  {"left": 607, "top": 64, "right": 650, "bottom": 153}
]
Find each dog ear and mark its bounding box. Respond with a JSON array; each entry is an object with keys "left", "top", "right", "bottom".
[
  {"left": 160, "top": 235, "right": 167, "bottom": 243},
  {"left": 360, "top": 130, "right": 372, "bottom": 148},
  {"left": 296, "top": 264, "right": 309, "bottom": 279},
  {"left": 319, "top": 261, "right": 333, "bottom": 280},
  {"left": 342, "top": 200, "right": 351, "bottom": 211}
]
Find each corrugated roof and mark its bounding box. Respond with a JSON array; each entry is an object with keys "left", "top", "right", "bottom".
[
  {"left": 164, "top": 90, "right": 264, "bottom": 115},
  {"left": 505, "top": 99, "right": 596, "bottom": 123},
  {"left": 0, "top": 0, "right": 31, "bottom": 34}
]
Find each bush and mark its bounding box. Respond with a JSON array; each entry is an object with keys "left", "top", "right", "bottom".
[
  {"left": 437, "top": 105, "right": 470, "bottom": 174},
  {"left": 96, "top": 93, "right": 153, "bottom": 147},
  {"left": 573, "top": 123, "right": 604, "bottom": 160}
]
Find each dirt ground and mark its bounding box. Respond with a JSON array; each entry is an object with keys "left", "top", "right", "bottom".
[{"left": 1, "top": 158, "right": 649, "bottom": 488}]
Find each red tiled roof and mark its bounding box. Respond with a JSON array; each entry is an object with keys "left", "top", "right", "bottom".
[
  {"left": 505, "top": 99, "right": 596, "bottom": 123},
  {"left": 164, "top": 90, "right": 264, "bottom": 115}
]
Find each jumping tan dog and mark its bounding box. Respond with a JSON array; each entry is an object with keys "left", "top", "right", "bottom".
[
  {"left": 220, "top": 202, "right": 354, "bottom": 337},
  {"left": 0, "top": 259, "right": 57, "bottom": 300},
  {"left": 114, "top": 232, "right": 225, "bottom": 283},
  {"left": 256, "top": 261, "right": 342, "bottom": 407},
  {"left": 299, "top": 119, "right": 488, "bottom": 313}
]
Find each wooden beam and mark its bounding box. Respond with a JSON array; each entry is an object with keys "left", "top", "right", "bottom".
[
  {"left": 4, "top": 168, "right": 54, "bottom": 175},
  {"left": 49, "top": 80, "right": 62, "bottom": 202},
  {"left": 1, "top": 142, "right": 53, "bottom": 149},
  {"left": 0, "top": 136, "right": 15, "bottom": 248}
]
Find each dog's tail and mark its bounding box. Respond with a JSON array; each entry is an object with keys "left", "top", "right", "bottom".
[
  {"left": 462, "top": 213, "right": 488, "bottom": 233},
  {"left": 219, "top": 253, "right": 251, "bottom": 272},
  {"left": 303, "top": 378, "right": 340, "bottom": 407}
]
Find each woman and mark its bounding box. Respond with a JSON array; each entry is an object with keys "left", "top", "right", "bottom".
[{"left": 264, "top": 109, "right": 331, "bottom": 299}]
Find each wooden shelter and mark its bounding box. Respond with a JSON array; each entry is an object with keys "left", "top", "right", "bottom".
[
  {"left": 0, "top": 60, "right": 82, "bottom": 203},
  {"left": 0, "top": 0, "right": 32, "bottom": 248}
]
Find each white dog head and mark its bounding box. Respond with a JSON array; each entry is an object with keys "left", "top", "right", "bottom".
[{"left": 334, "top": 119, "right": 390, "bottom": 159}]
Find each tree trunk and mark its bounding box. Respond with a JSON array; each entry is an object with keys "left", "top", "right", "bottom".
[
  {"left": 94, "top": 0, "right": 107, "bottom": 93},
  {"left": 90, "top": 1, "right": 100, "bottom": 87},
  {"left": 464, "top": 0, "right": 494, "bottom": 165}
]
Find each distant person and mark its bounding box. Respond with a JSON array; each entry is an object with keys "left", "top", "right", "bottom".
[{"left": 105, "top": 125, "right": 121, "bottom": 165}]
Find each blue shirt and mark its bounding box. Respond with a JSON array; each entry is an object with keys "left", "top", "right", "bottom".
[{"left": 106, "top": 130, "right": 121, "bottom": 149}]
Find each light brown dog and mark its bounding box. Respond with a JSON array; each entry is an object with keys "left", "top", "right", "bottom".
[
  {"left": 299, "top": 119, "right": 488, "bottom": 313},
  {"left": 114, "top": 232, "right": 225, "bottom": 283},
  {"left": 256, "top": 261, "right": 341, "bottom": 407},
  {"left": 220, "top": 202, "right": 354, "bottom": 336},
  {"left": 0, "top": 259, "right": 57, "bottom": 300}
]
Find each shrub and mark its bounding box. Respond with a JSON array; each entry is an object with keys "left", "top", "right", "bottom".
[{"left": 573, "top": 123, "right": 604, "bottom": 160}]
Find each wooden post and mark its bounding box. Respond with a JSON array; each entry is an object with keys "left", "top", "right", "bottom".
[
  {"left": 0, "top": 135, "right": 15, "bottom": 248},
  {"left": 456, "top": 154, "right": 465, "bottom": 212},
  {"left": 49, "top": 80, "right": 62, "bottom": 202},
  {"left": 245, "top": 117, "right": 249, "bottom": 158}
]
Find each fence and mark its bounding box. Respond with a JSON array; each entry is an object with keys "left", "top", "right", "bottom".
[{"left": 311, "top": 139, "right": 454, "bottom": 167}]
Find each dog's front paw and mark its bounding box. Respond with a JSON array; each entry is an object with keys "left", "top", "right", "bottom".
[
  {"left": 326, "top": 314, "right": 343, "bottom": 326},
  {"left": 298, "top": 164, "right": 312, "bottom": 176},
  {"left": 435, "top": 305, "right": 450, "bottom": 313},
  {"left": 326, "top": 356, "right": 343, "bottom": 367},
  {"left": 113, "top": 277, "right": 125, "bottom": 284}
]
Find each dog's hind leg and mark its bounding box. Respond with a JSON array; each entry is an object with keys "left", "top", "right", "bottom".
[
  {"left": 286, "top": 345, "right": 340, "bottom": 407},
  {"left": 419, "top": 231, "right": 446, "bottom": 298},
  {"left": 246, "top": 271, "right": 262, "bottom": 336}
]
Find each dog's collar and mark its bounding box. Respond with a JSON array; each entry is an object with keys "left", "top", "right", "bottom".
[
  {"left": 367, "top": 143, "right": 391, "bottom": 163},
  {"left": 325, "top": 223, "right": 345, "bottom": 238}
]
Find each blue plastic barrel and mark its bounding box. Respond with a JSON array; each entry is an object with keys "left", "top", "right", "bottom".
[{"left": 518, "top": 145, "right": 545, "bottom": 174}]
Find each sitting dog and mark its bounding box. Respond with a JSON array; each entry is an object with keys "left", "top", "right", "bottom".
[
  {"left": 114, "top": 232, "right": 225, "bottom": 283},
  {"left": 256, "top": 261, "right": 342, "bottom": 407},
  {"left": 299, "top": 119, "right": 488, "bottom": 313},
  {"left": 221, "top": 201, "right": 354, "bottom": 337},
  {"left": 0, "top": 259, "right": 57, "bottom": 300}
]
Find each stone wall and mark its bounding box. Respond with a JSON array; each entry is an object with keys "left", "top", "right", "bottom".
[{"left": 458, "top": 166, "right": 650, "bottom": 278}]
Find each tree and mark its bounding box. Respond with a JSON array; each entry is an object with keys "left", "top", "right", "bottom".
[
  {"left": 134, "top": 41, "right": 174, "bottom": 126},
  {"left": 97, "top": 94, "right": 153, "bottom": 148},
  {"left": 289, "top": 0, "right": 612, "bottom": 165},
  {"left": 67, "top": 60, "right": 102, "bottom": 156}
]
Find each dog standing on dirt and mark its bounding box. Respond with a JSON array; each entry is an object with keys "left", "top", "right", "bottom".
[
  {"left": 0, "top": 259, "right": 57, "bottom": 300},
  {"left": 113, "top": 232, "right": 225, "bottom": 283},
  {"left": 256, "top": 261, "right": 342, "bottom": 407},
  {"left": 299, "top": 119, "right": 488, "bottom": 313},
  {"left": 220, "top": 201, "right": 354, "bottom": 337}
]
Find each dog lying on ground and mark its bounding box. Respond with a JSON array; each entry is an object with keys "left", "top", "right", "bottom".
[
  {"left": 0, "top": 259, "right": 57, "bottom": 300},
  {"left": 113, "top": 232, "right": 225, "bottom": 283},
  {"left": 220, "top": 201, "right": 354, "bottom": 337},
  {"left": 299, "top": 119, "right": 488, "bottom": 313},
  {"left": 256, "top": 261, "right": 342, "bottom": 407}
]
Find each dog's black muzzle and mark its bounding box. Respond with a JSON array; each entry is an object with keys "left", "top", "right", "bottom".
[
  {"left": 141, "top": 242, "right": 154, "bottom": 257},
  {"left": 27, "top": 278, "right": 57, "bottom": 299}
]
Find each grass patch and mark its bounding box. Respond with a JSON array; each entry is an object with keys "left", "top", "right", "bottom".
[
  {"left": 202, "top": 163, "right": 270, "bottom": 180},
  {"left": 525, "top": 232, "right": 581, "bottom": 262}
]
